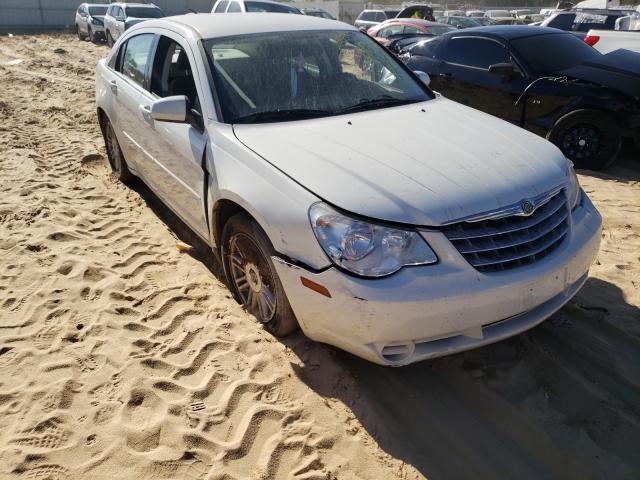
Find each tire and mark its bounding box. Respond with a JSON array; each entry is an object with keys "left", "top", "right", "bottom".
[
  {"left": 103, "top": 119, "right": 135, "bottom": 184},
  {"left": 88, "top": 27, "right": 96, "bottom": 43},
  {"left": 106, "top": 31, "right": 114, "bottom": 47},
  {"left": 221, "top": 214, "right": 299, "bottom": 337},
  {"left": 547, "top": 109, "right": 621, "bottom": 170}
]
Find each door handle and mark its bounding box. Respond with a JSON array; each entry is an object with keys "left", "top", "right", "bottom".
[
  {"left": 109, "top": 79, "right": 117, "bottom": 94},
  {"left": 139, "top": 104, "right": 152, "bottom": 122}
]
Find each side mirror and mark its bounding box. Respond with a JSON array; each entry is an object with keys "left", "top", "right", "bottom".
[
  {"left": 359, "top": 26, "right": 368, "bottom": 33},
  {"left": 150, "top": 95, "right": 202, "bottom": 130},
  {"left": 413, "top": 70, "right": 431, "bottom": 87},
  {"left": 488, "top": 62, "right": 515, "bottom": 77},
  {"left": 116, "top": 16, "right": 125, "bottom": 21}
]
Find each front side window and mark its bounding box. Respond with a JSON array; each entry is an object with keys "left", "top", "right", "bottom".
[
  {"left": 444, "top": 37, "right": 510, "bottom": 69},
  {"left": 204, "top": 30, "right": 431, "bottom": 123},
  {"left": 214, "top": 1, "right": 229, "bottom": 12},
  {"left": 227, "top": 2, "right": 242, "bottom": 13},
  {"left": 150, "top": 37, "right": 201, "bottom": 111},
  {"left": 119, "top": 34, "right": 155, "bottom": 87}
]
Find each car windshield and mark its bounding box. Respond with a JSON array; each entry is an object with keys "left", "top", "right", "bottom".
[
  {"left": 385, "top": 10, "right": 400, "bottom": 18},
  {"left": 245, "top": 2, "right": 299, "bottom": 13},
  {"left": 204, "top": 30, "right": 431, "bottom": 123},
  {"left": 511, "top": 32, "right": 601, "bottom": 74},
  {"left": 88, "top": 6, "right": 107, "bottom": 15},
  {"left": 124, "top": 7, "right": 164, "bottom": 18}
]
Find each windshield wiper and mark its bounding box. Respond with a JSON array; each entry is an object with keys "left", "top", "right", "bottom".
[
  {"left": 335, "top": 97, "right": 415, "bottom": 114},
  {"left": 232, "top": 109, "right": 333, "bottom": 124}
]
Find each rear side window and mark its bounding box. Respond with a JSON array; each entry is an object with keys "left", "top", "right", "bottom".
[
  {"left": 227, "top": 1, "right": 241, "bottom": 12},
  {"left": 443, "top": 37, "right": 509, "bottom": 69},
  {"left": 119, "top": 34, "right": 155, "bottom": 88},
  {"left": 214, "top": 1, "right": 229, "bottom": 12}
]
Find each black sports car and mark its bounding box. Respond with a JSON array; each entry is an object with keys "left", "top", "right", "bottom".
[{"left": 403, "top": 26, "right": 640, "bottom": 169}]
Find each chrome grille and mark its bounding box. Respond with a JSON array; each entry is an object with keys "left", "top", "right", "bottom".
[{"left": 442, "top": 191, "right": 569, "bottom": 273}]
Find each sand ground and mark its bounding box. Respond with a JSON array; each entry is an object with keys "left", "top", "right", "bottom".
[{"left": 0, "top": 33, "right": 638, "bottom": 480}]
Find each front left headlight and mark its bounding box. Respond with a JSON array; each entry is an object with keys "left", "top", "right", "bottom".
[
  {"left": 309, "top": 203, "right": 437, "bottom": 277},
  {"left": 566, "top": 160, "right": 582, "bottom": 210}
]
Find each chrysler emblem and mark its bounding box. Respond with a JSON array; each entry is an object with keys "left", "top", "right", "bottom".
[{"left": 521, "top": 200, "right": 535, "bottom": 215}]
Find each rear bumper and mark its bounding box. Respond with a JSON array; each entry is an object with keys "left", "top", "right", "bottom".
[{"left": 273, "top": 193, "right": 602, "bottom": 366}]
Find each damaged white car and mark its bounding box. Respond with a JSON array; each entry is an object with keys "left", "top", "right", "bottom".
[{"left": 95, "top": 14, "right": 602, "bottom": 365}]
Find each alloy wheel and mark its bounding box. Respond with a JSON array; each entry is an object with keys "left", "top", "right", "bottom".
[
  {"left": 228, "top": 233, "right": 277, "bottom": 323},
  {"left": 561, "top": 124, "right": 602, "bottom": 160}
]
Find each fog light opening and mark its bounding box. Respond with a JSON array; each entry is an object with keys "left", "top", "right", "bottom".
[{"left": 381, "top": 343, "right": 415, "bottom": 363}]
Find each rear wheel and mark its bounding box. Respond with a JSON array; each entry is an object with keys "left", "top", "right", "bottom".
[
  {"left": 548, "top": 109, "right": 621, "bottom": 170},
  {"left": 103, "top": 119, "right": 134, "bottom": 184},
  {"left": 222, "top": 214, "right": 299, "bottom": 337}
]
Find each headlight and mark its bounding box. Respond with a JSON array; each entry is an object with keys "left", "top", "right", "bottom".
[
  {"left": 566, "top": 160, "right": 581, "bottom": 210},
  {"left": 91, "top": 17, "right": 103, "bottom": 25},
  {"left": 309, "top": 203, "right": 437, "bottom": 277}
]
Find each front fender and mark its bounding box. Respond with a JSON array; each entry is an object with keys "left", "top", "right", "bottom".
[{"left": 205, "top": 122, "right": 331, "bottom": 271}]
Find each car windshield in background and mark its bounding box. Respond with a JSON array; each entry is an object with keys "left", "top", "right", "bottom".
[
  {"left": 511, "top": 32, "right": 601, "bottom": 74},
  {"left": 245, "top": 2, "right": 300, "bottom": 13},
  {"left": 88, "top": 6, "right": 108, "bottom": 15},
  {"left": 204, "top": 30, "right": 431, "bottom": 123},
  {"left": 385, "top": 10, "right": 400, "bottom": 18},
  {"left": 125, "top": 7, "right": 164, "bottom": 18}
]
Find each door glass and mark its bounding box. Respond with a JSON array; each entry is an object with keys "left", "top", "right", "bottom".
[
  {"left": 379, "top": 25, "right": 404, "bottom": 38},
  {"left": 215, "top": 1, "right": 229, "bottom": 12},
  {"left": 227, "top": 2, "right": 241, "bottom": 12},
  {"left": 150, "top": 37, "right": 201, "bottom": 112},
  {"left": 444, "top": 38, "right": 510, "bottom": 69},
  {"left": 120, "top": 34, "right": 155, "bottom": 87}
]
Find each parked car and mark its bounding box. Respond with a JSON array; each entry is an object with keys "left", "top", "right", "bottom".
[
  {"left": 436, "top": 16, "right": 482, "bottom": 29},
  {"left": 104, "top": 2, "right": 165, "bottom": 47},
  {"left": 367, "top": 19, "right": 455, "bottom": 52},
  {"left": 584, "top": 28, "right": 640, "bottom": 53},
  {"left": 96, "top": 14, "right": 601, "bottom": 366},
  {"left": 443, "top": 10, "right": 465, "bottom": 17},
  {"left": 511, "top": 9, "right": 531, "bottom": 17},
  {"left": 539, "top": 9, "right": 628, "bottom": 38},
  {"left": 75, "top": 3, "right": 108, "bottom": 43},
  {"left": 212, "top": 0, "right": 301, "bottom": 14},
  {"left": 475, "top": 17, "right": 498, "bottom": 26},
  {"left": 466, "top": 10, "right": 485, "bottom": 17},
  {"left": 521, "top": 13, "right": 546, "bottom": 24},
  {"left": 354, "top": 9, "right": 400, "bottom": 30},
  {"left": 301, "top": 7, "right": 335, "bottom": 20},
  {"left": 403, "top": 26, "right": 640, "bottom": 169}
]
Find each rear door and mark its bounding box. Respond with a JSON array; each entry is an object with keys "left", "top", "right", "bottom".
[
  {"left": 139, "top": 34, "right": 209, "bottom": 237},
  {"left": 435, "top": 35, "right": 526, "bottom": 123},
  {"left": 111, "top": 33, "right": 156, "bottom": 180}
]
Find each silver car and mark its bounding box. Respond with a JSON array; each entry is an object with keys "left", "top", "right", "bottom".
[
  {"left": 212, "top": 0, "right": 301, "bottom": 14},
  {"left": 95, "top": 14, "right": 601, "bottom": 366},
  {"left": 103, "top": 2, "right": 165, "bottom": 47},
  {"left": 75, "top": 3, "right": 108, "bottom": 43}
]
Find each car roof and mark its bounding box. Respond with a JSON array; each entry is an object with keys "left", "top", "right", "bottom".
[
  {"left": 111, "top": 2, "right": 159, "bottom": 7},
  {"left": 152, "top": 13, "right": 353, "bottom": 39},
  {"left": 446, "top": 25, "right": 566, "bottom": 40}
]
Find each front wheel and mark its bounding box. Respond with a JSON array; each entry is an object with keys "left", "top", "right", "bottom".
[
  {"left": 76, "top": 24, "right": 86, "bottom": 40},
  {"left": 221, "top": 214, "right": 299, "bottom": 337},
  {"left": 547, "top": 109, "right": 621, "bottom": 170},
  {"left": 88, "top": 27, "right": 97, "bottom": 43},
  {"left": 106, "top": 31, "right": 114, "bottom": 47}
]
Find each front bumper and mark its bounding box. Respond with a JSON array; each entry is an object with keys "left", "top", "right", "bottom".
[{"left": 273, "top": 194, "right": 602, "bottom": 366}]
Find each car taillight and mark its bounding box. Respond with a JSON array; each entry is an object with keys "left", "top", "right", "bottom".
[{"left": 584, "top": 35, "right": 600, "bottom": 46}]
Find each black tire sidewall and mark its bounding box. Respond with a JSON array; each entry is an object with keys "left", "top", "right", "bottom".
[
  {"left": 221, "top": 214, "right": 299, "bottom": 337},
  {"left": 548, "top": 109, "right": 621, "bottom": 170},
  {"left": 104, "top": 121, "right": 133, "bottom": 183}
]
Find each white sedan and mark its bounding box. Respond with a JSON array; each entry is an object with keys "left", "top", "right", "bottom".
[{"left": 95, "top": 13, "right": 602, "bottom": 366}]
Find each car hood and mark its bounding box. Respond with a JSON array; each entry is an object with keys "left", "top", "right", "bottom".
[
  {"left": 559, "top": 49, "right": 640, "bottom": 99},
  {"left": 232, "top": 98, "right": 568, "bottom": 226}
]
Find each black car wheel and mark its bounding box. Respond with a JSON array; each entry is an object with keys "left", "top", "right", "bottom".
[
  {"left": 222, "top": 214, "right": 299, "bottom": 337},
  {"left": 548, "top": 109, "right": 621, "bottom": 170},
  {"left": 88, "top": 27, "right": 97, "bottom": 43},
  {"left": 103, "top": 120, "right": 134, "bottom": 183},
  {"left": 107, "top": 31, "right": 114, "bottom": 47}
]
